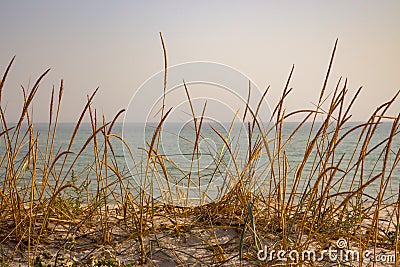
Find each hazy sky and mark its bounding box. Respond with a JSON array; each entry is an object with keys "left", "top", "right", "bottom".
[{"left": 1, "top": 1, "right": 399, "bottom": 122}]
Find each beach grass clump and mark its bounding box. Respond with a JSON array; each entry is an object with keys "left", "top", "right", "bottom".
[{"left": 0, "top": 38, "right": 399, "bottom": 266}]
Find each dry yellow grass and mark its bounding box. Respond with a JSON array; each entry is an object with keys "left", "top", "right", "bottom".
[{"left": 0, "top": 38, "right": 399, "bottom": 266}]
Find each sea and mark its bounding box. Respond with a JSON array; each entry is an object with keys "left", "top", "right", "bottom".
[{"left": 1, "top": 121, "right": 399, "bottom": 205}]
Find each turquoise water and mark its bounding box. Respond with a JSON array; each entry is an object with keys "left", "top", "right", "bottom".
[{"left": 1, "top": 121, "right": 399, "bottom": 205}]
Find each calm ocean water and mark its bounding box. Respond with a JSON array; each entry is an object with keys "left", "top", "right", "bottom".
[{"left": 1, "top": 122, "right": 399, "bottom": 203}]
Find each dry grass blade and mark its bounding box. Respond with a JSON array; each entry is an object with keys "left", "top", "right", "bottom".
[{"left": 0, "top": 40, "right": 399, "bottom": 266}]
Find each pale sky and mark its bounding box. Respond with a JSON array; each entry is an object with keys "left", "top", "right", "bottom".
[{"left": 1, "top": 1, "right": 399, "bottom": 122}]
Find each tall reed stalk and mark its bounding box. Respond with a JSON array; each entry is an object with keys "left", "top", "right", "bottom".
[{"left": 0, "top": 39, "right": 399, "bottom": 266}]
